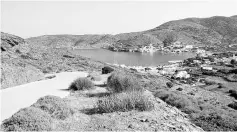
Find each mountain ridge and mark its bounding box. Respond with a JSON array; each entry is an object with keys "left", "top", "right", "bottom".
[{"left": 25, "top": 15, "right": 237, "bottom": 51}]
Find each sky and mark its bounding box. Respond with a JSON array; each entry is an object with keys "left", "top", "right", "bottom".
[{"left": 1, "top": 0, "right": 237, "bottom": 38}]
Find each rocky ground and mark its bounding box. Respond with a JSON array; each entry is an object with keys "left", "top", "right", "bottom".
[
  {"left": 1, "top": 72, "right": 203, "bottom": 131},
  {"left": 56, "top": 88, "right": 203, "bottom": 131}
]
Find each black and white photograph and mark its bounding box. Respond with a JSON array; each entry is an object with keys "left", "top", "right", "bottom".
[{"left": 1, "top": 0, "right": 237, "bottom": 131}]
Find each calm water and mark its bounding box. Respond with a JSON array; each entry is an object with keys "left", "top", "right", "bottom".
[{"left": 73, "top": 49, "right": 195, "bottom": 66}]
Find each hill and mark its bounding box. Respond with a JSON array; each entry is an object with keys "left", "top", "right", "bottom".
[
  {"left": 26, "top": 15, "right": 237, "bottom": 51},
  {"left": 1, "top": 32, "right": 112, "bottom": 89}
]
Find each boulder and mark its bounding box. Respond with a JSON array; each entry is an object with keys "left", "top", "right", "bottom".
[{"left": 102, "top": 66, "right": 114, "bottom": 74}]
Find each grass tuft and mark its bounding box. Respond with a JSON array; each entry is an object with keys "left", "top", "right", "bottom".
[{"left": 96, "top": 91, "right": 154, "bottom": 113}]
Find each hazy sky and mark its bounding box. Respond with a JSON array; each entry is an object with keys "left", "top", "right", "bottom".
[{"left": 1, "top": 0, "right": 237, "bottom": 38}]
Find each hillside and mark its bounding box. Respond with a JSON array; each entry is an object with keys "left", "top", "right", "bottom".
[
  {"left": 1, "top": 32, "right": 113, "bottom": 89},
  {"left": 1, "top": 32, "right": 44, "bottom": 89},
  {"left": 26, "top": 15, "right": 237, "bottom": 51}
]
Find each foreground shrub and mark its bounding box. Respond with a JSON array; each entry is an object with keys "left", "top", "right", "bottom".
[
  {"left": 1, "top": 107, "right": 52, "bottom": 131},
  {"left": 107, "top": 72, "right": 143, "bottom": 93},
  {"left": 97, "top": 91, "right": 154, "bottom": 113},
  {"left": 32, "top": 95, "right": 74, "bottom": 120},
  {"left": 154, "top": 90, "right": 199, "bottom": 114},
  {"left": 69, "top": 77, "right": 94, "bottom": 91}
]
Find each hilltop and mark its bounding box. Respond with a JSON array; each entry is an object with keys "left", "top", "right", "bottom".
[{"left": 26, "top": 15, "right": 237, "bottom": 51}]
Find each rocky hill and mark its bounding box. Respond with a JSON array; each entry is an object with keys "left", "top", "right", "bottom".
[{"left": 26, "top": 15, "right": 237, "bottom": 51}]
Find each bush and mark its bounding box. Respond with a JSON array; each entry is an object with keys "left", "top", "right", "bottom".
[
  {"left": 1, "top": 107, "right": 52, "bottom": 131},
  {"left": 154, "top": 90, "right": 199, "bottom": 114},
  {"left": 228, "top": 102, "right": 237, "bottom": 110},
  {"left": 107, "top": 72, "right": 143, "bottom": 93},
  {"left": 229, "top": 89, "right": 237, "bottom": 99},
  {"left": 102, "top": 66, "right": 114, "bottom": 74},
  {"left": 69, "top": 77, "right": 94, "bottom": 91},
  {"left": 97, "top": 91, "right": 154, "bottom": 113},
  {"left": 32, "top": 95, "right": 74, "bottom": 120}
]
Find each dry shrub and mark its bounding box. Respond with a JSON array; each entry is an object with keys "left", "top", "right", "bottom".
[
  {"left": 1, "top": 107, "right": 52, "bottom": 131},
  {"left": 97, "top": 91, "right": 154, "bottom": 113},
  {"left": 69, "top": 77, "right": 94, "bottom": 91},
  {"left": 154, "top": 90, "right": 199, "bottom": 114},
  {"left": 32, "top": 95, "right": 74, "bottom": 120},
  {"left": 107, "top": 72, "right": 143, "bottom": 93}
]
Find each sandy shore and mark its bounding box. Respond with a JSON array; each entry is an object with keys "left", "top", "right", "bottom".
[{"left": 0, "top": 72, "right": 88, "bottom": 122}]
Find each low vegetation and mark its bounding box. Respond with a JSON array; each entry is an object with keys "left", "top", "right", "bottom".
[
  {"left": 154, "top": 89, "right": 200, "bottom": 114},
  {"left": 107, "top": 72, "right": 143, "bottom": 93},
  {"left": 192, "top": 112, "right": 237, "bottom": 131},
  {"left": 154, "top": 89, "right": 237, "bottom": 131},
  {"left": 69, "top": 77, "right": 94, "bottom": 91},
  {"left": 32, "top": 95, "right": 75, "bottom": 120},
  {"left": 97, "top": 91, "right": 154, "bottom": 113},
  {"left": 1, "top": 107, "right": 52, "bottom": 131}
]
